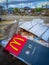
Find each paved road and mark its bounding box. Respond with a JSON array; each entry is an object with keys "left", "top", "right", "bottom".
[{"left": 0, "top": 15, "right": 49, "bottom": 23}]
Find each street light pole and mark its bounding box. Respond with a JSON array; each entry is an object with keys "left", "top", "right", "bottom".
[{"left": 6, "top": 0, "right": 8, "bottom": 13}]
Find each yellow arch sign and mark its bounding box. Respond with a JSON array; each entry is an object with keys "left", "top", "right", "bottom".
[{"left": 10, "top": 38, "right": 24, "bottom": 51}]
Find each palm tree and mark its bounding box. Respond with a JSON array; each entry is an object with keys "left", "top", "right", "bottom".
[
  {"left": 45, "top": 4, "right": 47, "bottom": 8},
  {"left": 42, "top": 3, "right": 47, "bottom": 9},
  {"left": 42, "top": 4, "right": 44, "bottom": 8}
]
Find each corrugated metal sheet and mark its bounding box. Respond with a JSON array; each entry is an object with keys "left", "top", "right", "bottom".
[
  {"left": 42, "top": 29, "right": 49, "bottom": 43},
  {"left": 31, "top": 21, "right": 38, "bottom": 26},
  {"left": 29, "top": 23, "right": 48, "bottom": 37},
  {"left": 19, "top": 22, "right": 24, "bottom": 26},
  {"left": 31, "top": 19, "right": 44, "bottom": 24},
  {"left": 19, "top": 19, "right": 44, "bottom": 29},
  {"left": 19, "top": 22, "right": 33, "bottom": 31}
]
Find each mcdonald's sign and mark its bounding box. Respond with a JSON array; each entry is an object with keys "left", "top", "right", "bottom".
[
  {"left": 5, "top": 34, "right": 49, "bottom": 65},
  {"left": 5, "top": 34, "right": 27, "bottom": 56}
]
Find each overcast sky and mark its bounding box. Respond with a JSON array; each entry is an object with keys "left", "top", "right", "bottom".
[{"left": 0, "top": 0, "right": 49, "bottom": 8}]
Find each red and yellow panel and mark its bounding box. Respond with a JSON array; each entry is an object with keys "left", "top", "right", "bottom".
[{"left": 5, "top": 34, "right": 27, "bottom": 56}]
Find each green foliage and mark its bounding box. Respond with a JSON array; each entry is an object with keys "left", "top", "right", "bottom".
[
  {"left": 14, "top": 8, "right": 20, "bottom": 13},
  {"left": 35, "top": 8, "right": 43, "bottom": 12}
]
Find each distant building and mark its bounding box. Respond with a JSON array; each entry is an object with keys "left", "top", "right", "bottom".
[
  {"left": 8, "top": 9, "right": 14, "bottom": 14},
  {"left": 41, "top": 8, "right": 49, "bottom": 16},
  {"left": 20, "top": 7, "right": 32, "bottom": 15}
]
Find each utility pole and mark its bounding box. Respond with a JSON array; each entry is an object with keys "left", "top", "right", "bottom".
[{"left": 6, "top": 0, "right": 8, "bottom": 13}]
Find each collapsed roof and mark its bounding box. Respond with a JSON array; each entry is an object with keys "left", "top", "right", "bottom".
[{"left": 19, "top": 19, "right": 49, "bottom": 43}]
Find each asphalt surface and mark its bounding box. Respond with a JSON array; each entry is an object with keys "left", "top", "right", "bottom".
[
  {"left": 0, "top": 45, "right": 27, "bottom": 65},
  {"left": 1, "top": 15, "right": 49, "bottom": 23}
]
